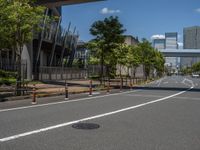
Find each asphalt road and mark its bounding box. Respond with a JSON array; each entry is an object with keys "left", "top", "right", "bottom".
[{"left": 1, "top": 76, "right": 200, "bottom": 150}]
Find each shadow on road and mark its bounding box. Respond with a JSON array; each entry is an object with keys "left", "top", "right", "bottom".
[{"left": 134, "top": 86, "right": 200, "bottom": 92}]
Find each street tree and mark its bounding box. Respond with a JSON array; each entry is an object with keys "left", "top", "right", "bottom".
[
  {"left": 153, "top": 51, "right": 165, "bottom": 77},
  {"left": 0, "top": 0, "right": 45, "bottom": 94},
  {"left": 138, "top": 40, "right": 154, "bottom": 80},
  {"left": 126, "top": 45, "right": 141, "bottom": 78},
  {"left": 114, "top": 43, "right": 129, "bottom": 79},
  {"left": 139, "top": 39, "right": 165, "bottom": 80},
  {"left": 192, "top": 62, "right": 200, "bottom": 73},
  {"left": 89, "top": 16, "right": 126, "bottom": 83}
]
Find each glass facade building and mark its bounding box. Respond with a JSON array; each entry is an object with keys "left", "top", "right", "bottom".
[
  {"left": 165, "top": 32, "right": 178, "bottom": 49},
  {"left": 181, "top": 26, "right": 200, "bottom": 68},
  {"left": 183, "top": 26, "right": 200, "bottom": 49},
  {"left": 153, "top": 38, "right": 165, "bottom": 50},
  {"left": 152, "top": 32, "right": 179, "bottom": 73}
]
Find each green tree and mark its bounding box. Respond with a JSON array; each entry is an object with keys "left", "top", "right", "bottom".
[
  {"left": 138, "top": 39, "right": 165, "bottom": 80},
  {"left": 192, "top": 62, "right": 200, "bottom": 73},
  {"left": 138, "top": 40, "right": 154, "bottom": 80},
  {"left": 153, "top": 51, "right": 165, "bottom": 77},
  {"left": 89, "top": 16, "right": 126, "bottom": 83},
  {"left": 87, "top": 40, "right": 101, "bottom": 65},
  {"left": 0, "top": 0, "right": 45, "bottom": 94},
  {"left": 126, "top": 45, "right": 141, "bottom": 78},
  {"left": 113, "top": 44, "right": 129, "bottom": 79}
]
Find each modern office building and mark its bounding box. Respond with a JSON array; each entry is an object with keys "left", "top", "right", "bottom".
[
  {"left": 181, "top": 26, "right": 200, "bottom": 67},
  {"left": 183, "top": 26, "right": 200, "bottom": 49},
  {"left": 153, "top": 38, "right": 165, "bottom": 50},
  {"left": 165, "top": 32, "right": 178, "bottom": 49},
  {"left": 152, "top": 32, "right": 179, "bottom": 73}
]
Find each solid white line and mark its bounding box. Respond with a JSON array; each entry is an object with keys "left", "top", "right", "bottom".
[
  {"left": 125, "top": 94, "right": 163, "bottom": 98},
  {"left": 0, "top": 87, "right": 193, "bottom": 142},
  {"left": 0, "top": 90, "right": 141, "bottom": 113}
]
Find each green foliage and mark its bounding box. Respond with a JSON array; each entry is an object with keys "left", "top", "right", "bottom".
[
  {"left": 0, "top": 70, "right": 17, "bottom": 78},
  {"left": 180, "top": 67, "right": 192, "bottom": 75},
  {"left": 0, "top": 78, "right": 16, "bottom": 85},
  {"left": 88, "top": 17, "right": 164, "bottom": 80},
  {"left": 138, "top": 40, "right": 165, "bottom": 79},
  {"left": 0, "top": 0, "right": 45, "bottom": 51},
  {"left": 73, "top": 58, "right": 84, "bottom": 68},
  {"left": 89, "top": 16, "right": 126, "bottom": 79},
  {"left": 192, "top": 61, "right": 200, "bottom": 73}
]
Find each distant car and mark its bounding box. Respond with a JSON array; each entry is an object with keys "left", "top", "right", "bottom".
[{"left": 192, "top": 73, "right": 199, "bottom": 78}]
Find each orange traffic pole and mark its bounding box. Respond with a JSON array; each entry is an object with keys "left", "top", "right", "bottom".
[
  {"left": 89, "top": 80, "right": 92, "bottom": 96},
  {"left": 130, "top": 78, "right": 133, "bottom": 90},
  {"left": 120, "top": 78, "right": 123, "bottom": 92},
  {"left": 107, "top": 79, "right": 110, "bottom": 94},
  {"left": 32, "top": 84, "right": 37, "bottom": 104},
  {"left": 65, "top": 82, "right": 69, "bottom": 100}
]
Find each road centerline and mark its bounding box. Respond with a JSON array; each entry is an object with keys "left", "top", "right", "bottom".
[{"left": 0, "top": 87, "right": 193, "bottom": 143}]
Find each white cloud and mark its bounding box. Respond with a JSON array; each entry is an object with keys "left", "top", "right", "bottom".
[
  {"left": 100, "top": 8, "right": 121, "bottom": 14},
  {"left": 195, "top": 8, "right": 200, "bottom": 13},
  {"left": 151, "top": 34, "right": 165, "bottom": 40}
]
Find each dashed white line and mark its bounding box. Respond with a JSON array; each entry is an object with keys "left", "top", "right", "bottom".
[{"left": 0, "top": 87, "right": 193, "bottom": 142}]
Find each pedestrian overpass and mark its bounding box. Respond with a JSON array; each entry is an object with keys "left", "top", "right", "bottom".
[{"left": 159, "top": 49, "right": 200, "bottom": 57}]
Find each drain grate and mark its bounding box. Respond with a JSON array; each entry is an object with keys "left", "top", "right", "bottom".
[{"left": 72, "top": 123, "right": 100, "bottom": 130}]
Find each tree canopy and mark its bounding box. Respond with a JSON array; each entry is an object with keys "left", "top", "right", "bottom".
[
  {"left": 0, "top": 0, "right": 45, "bottom": 94},
  {"left": 89, "top": 16, "right": 126, "bottom": 80},
  {"left": 0, "top": 0, "right": 45, "bottom": 53}
]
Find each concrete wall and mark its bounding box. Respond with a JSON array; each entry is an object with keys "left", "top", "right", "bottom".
[{"left": 21, "top": 44, "right": 32, "bottom": 80}]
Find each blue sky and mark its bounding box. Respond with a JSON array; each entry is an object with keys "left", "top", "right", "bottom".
[{"left": 62, "top": 0, "right": 200, "bottom": 43}]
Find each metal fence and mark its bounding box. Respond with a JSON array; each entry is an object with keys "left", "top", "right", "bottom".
[
  {"left": 39, "top": 66, "right": 88, "bottom": 80},
  {"left": 0, "top": 59, "right": 27, "bottom": 79},
  {"left": 39, "top": 65, "right": 105, "bottom": 81}
]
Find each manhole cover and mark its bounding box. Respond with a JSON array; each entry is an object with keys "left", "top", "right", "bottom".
[{"left": 72, "top": 123, "right": 100, "bottom": 130}]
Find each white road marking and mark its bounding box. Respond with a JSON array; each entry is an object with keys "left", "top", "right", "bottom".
[
  {"left": 0, "top": 87, "right": 193, "bottom": 142},
  {"left": 84, "top": 92, "right": 100, "bottom": 95},
  {"left": 156, "top": 78, "right": 164, "bottom": 87},
  {"left": 182, "top": 78, "right": 194, "bottom": 87},
  {"left": 125, "top": 94, "right": 163, "bottom": 98},
  {"left": 0, "top": 90, "right": 141, "bottom": 113}
]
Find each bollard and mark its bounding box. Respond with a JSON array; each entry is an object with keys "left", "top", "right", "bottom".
[
  {"left": 130, "top": 78, "right": 133, "bottom": 90},
  {"left": 120, "top": 78, "right": 123, "bottom": 92},
  {"left": 107, "top": 79, "right": 110, "bottom": 94},
  {"left": 65, "top": 82, "right": 69, "bottom": 100},
  {"left": 32, "top": 84, "right": 37, "bottom": 104},
  {"left": 89, "top": 80, "right": 92, "bottom": 96}
]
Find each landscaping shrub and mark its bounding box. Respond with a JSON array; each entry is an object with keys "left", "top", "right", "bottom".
[
  {"left": 0, "top": 70, "right": 17, "bottom": 78},
  {"left": 0, "top": 78, "right": 16, "bottom": 86}
]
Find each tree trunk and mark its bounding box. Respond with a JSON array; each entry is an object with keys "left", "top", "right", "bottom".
[
  {"left": 100, "top": 51, "right": 104, "bottom": 85},
  {"left": 16, "top": 46, "right": 22, "bottom": 96}
]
